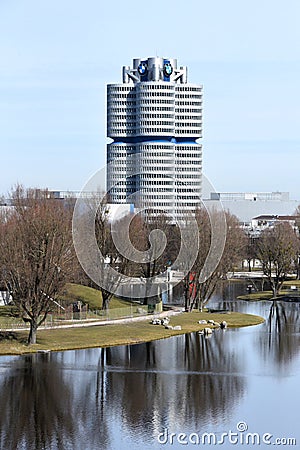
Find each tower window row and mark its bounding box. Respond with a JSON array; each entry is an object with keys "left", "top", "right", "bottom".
[
  {"left": 109, "top": 108, "right": 137, "bottom": 113},
  {"left": 139, "top": 92, "right": 174, "bottom": 97},
  {"left": 108, "top": 86, "right": 135, "bottom": 92},
  {"left": 139, "top": 106, "right": 173, "bottom": 112},
  {"left": 175, "top": 108, "right": 202, "bottom": 113},
  {"left": 176, "top": 101, "right": 201, "bottom": 106},
  {"left": 175, "top": 94, "right": 202, "bottom": 99},
  {"left": 140, "top": 121, "right": 174, "bottom": 126},
  {"left": 176, "top": 86, "right": 202, "bottom": 92},
  {"left": 175, "top": 115, "right": 202, "bottom": 120},
  {"left": 109, "top": 93, "right": 136, "bottom": 99},
  {"left": 175, "top": 129, "right": 202, "bottom": 134},
  {"left": 108, "top": 114, "right": 136, "bottom": 120},
  {"left": 140, "top": 99, "right": 174, "bottom": 104},
  {"left": 175, "top": 122, "right": 202, "bottom": 127},
  {"left": 138, "top": 84, "right": 174, "bottom": 90},
  {"left": 109, "top": 122, "right": 136, "bottom": 128},
  {"left": 109, "top": 100, "right": 136, "bottom": 106},
  {"left": 139, "top": 113, "right": 174, "bottom": 119}
]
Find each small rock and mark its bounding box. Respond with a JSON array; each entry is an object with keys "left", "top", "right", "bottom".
[
  {"left": 173, "top": 325, "right": 182, "bottom": 331},
  {"left": 220, "top": 321, "right": 227, "bottom": 329},
  {"left": 198, "top": 320, "right": 207, "bottom": 324},
  {"left": 165, "top": 325, "right": 173, "bottom": 330},
  {"left": 161, "top": 318, "right": 170, "bottom": 326},
  {"left": 151, "top": 319, "right": 161, "bottom": 325}
]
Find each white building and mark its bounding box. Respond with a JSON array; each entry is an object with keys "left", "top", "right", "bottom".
[
  {"left": 207, "top": 191, "right": 299, "bottom": 225},
  {"left": 249, "top": 214, "right": 299, "bottom": 235},
  {"left": 106, "top": 57, "right": 202, "bottom": 220}
]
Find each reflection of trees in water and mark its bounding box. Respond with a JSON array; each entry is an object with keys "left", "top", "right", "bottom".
[
  {"left": 0, "top": 354, "right": 76, "bottom": 450},
  {"left": 182, "top": 332, "right": 245, "bottom": 426},
  {"left": 258, "top": 301, "right": 300, "bottom": 367},
  {"left": 0, "top": 351, "right": 113, "bottom": 450},
  {"left": 209, "top": 280, "right": 244, "bottom": 312},
  {"left": 0, "top": 333, "right": 247, "bottom": 449},
  {"left": 94, "top": 334, "right": 245, "bottom": 437},
  {"left": 61, "top": 349, "right": 111, "bottom": 450}
]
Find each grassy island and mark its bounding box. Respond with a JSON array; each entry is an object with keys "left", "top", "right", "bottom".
[
  {"left": 0, "top": 310, "right": 264, "bottom": 356},
  {"left": 237, "top": 280, "right": 300, "bottom": 301}
]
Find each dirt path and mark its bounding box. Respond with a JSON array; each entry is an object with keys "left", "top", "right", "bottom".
[{"left": 1, "top": 308, "right": 183, "bottom": 332}]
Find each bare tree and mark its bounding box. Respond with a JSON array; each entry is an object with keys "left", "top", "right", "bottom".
[
  {"left": 93, "top": 197, "right": 118, "bottom": 310},
  {"left": 135, "top": 214, "right": 179, "bottom": 304},
  {"left": 73, "top": 194, "right": 142, "bottom": 310},
  {"left": 294, "top": 205, "right": 300, "bottom": 216},
  {"left": 256, "top": 222, "right": 299, "bottom": 298},
  {"left": 0, "top": 186, "right": 74, "bottom": 344},
  {"left": 199, "top": 211, "right": 245, "bottom": 310},
  {"left": 180, "top": 209, "right": 209, "bottom": 311},
  {"left": 182, "top": 209, "right": 245, "bottom": 311},
  {"left": 244, "top": 234, "right": 259, "bottom": 272},
  {"left": 99, "top": 212, "right": 140, "bottom": 309}
]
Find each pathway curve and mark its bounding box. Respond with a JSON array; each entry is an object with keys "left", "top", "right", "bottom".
[{"left": 1, "top": 308, "right": 183, "bottom": 332}]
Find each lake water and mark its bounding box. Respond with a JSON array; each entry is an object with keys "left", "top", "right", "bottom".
[{"left": 0, "top": 282, "right": 299, "bottom": 450}]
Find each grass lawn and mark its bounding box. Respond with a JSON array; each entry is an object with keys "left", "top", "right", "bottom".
[
  {"left": 0, "top": 310, "right": 264, "bottom": 355},
  {"left": 238, "top": 280, "right": 300, "bottom": 301},
  {"left": 60, "top": 283, "right": 135, "bottom": 309},
  {"left": 282, "top": 280, "right": 300, "bottom": 287},
  {"left": 0, "top": 283, "right": 137, "bottom": 328},
  {"left": 237, "top": 291, "right": 274, "bottom": 301}
]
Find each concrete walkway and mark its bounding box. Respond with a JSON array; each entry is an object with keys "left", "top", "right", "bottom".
[{"left": 1, "top": 308, "right": 183, "bottom": 332}]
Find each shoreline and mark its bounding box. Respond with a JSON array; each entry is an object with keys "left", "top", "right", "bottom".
[{"left": 0, "top": 310, "right": 265, "bottom": 356}]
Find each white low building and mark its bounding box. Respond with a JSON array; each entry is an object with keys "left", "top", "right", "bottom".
[{"left": 206, "top": 192, "right": 299, "bottom": 225}]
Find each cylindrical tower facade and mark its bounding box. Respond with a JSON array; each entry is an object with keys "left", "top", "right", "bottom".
[{"left": 107, "top": 57, "right": 202, "bottom": 220}]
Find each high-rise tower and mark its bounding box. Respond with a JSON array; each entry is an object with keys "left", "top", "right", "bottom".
[{"left": 107, "top": 57, "right": 202, "bottom": 220}]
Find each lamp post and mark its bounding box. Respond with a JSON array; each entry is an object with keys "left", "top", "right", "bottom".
[{"left": 167, "top": 267, "right": 173, "bottom": 304}]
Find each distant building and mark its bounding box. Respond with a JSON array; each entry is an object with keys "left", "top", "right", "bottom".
[
  {"left": 1, "top": 191, "right": 133, "bottom": 222},
  {"left": 47, "top": 191, "right": 133, "bottom": 221},
  {"left": 251, "top": 214, "right": 298, "bottom": 228},
  {"left": 0, "top": 199, "right": 14, "bottom": 217},
  {"left": 207, "top": 192, "right": 299, "bottom": 224},
  {"left": 248, "top": 214, "right": 299, "bottom": 236},
  {"left": 210, "top": 192, "right": 290, "bottom": 202}
]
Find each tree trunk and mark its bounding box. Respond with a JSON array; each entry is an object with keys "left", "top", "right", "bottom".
[
  {"left": 184, "top": 278, "right": 190, "bottom": 311},
  {"left": 28, "top": 321, "right": 38, "bottom": 345},
  {"left": 101, "top": 288, "right": 113, "bottom": 310},
  {"left": 248, "top": 259, "right": 252, "bottom": 272},
  {"left": 143, "top": 279, "right": 151, "bottom": 306},
  {"left": 198, "top": 298, "right": 203, "bottom": 312},
  {"left": 102, "top": 295, "right": 109, "bottom": 311},
  {"left": 271, "top": 283, "right": 279, "bottom": 298}
]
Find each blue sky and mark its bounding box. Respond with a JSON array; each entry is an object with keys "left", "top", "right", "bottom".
[{"left": 0, "top": 0, "right": 299, "bottom": 199}]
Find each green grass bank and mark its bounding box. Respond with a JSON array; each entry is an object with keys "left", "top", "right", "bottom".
[
  {"left": 0, "top": 310, "right": 264, "bottom": 356},
  {"left": 237, "top": 280, "right": 300, "bottom": 301}
]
